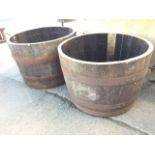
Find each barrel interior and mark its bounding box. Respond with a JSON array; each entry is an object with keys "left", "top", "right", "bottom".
[
  {"left": 10, "top": 27, "right": 73, "bottom": 43},
  {"left": 61, "top": 33, "right": 149, "bottom": 62}
]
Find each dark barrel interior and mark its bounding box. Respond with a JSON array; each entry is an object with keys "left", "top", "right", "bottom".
[
  {"left": 61, "top": 33, "right": 149, "bottom": 62},
  {"left": 10, "top": 27, "right": 73, "bottom": 43}
]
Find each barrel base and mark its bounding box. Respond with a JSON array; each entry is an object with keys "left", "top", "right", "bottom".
[
  {"left": 71, "top": 100, "right": 135, "bottom": 117},
  {"left": 24, "top": 78, "right": 65, "bottom": 89}
]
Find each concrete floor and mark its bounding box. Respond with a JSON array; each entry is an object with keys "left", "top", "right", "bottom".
[
  {"left": 0, "top": 42, "right": 155, "bottom": 135},
  {"left": 0, "top": 19, "right": 155, "bottom": 134}
]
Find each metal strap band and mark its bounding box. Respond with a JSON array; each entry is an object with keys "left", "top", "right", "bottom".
[
  {"left": 70, "top": 94, "right": 136, "bottom": 112},
  {"left": 63, "top": 67, "right": 146, "bottom": 86},
  {"left": 23, "top": 73, "right": 63, "bottom": 80},
  {"left": 12, "top": 55, "right": 59, "bottom": 64}
]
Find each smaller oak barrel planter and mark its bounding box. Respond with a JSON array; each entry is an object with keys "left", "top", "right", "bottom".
[
  {"left": 8, "top": 27, "right": 75, "bottom": 89},
  {"left": 58, "top": 33, "right": 153, "bottom": 117}
]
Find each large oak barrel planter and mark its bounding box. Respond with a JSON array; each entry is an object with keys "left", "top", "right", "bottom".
[
  {"left": 58, "top": 33, "right": 153, "bottom": 117},
  {"left": 8, "top": 27, "right": 75, "bottom": 89}
]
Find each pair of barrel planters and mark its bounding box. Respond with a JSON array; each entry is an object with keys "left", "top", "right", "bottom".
[{"left": 8, "top": 27, "right": 153, "bottom": 117}]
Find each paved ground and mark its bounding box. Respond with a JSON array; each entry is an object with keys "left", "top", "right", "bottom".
[
  {"left": 0, "top": 19, "right": 155, "bottom": 134},
  {"left": 0, "top": 42, "right": 155, "bottom": 135}
]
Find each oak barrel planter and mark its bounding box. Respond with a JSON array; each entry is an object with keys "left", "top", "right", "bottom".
[
  {"left": 58, "top": 33, "right": 153, "bottom": 117},
  {"left": 8, "top": 27, "right": 76, "bottom": 89}
]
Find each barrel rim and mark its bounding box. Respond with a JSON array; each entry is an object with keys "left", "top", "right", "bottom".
[
  {"left": 58, "top": 33, "right": 154, "bottom": 65},
  {"left": 8, "top": 26, "right": 76, "bottom": 45}
]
